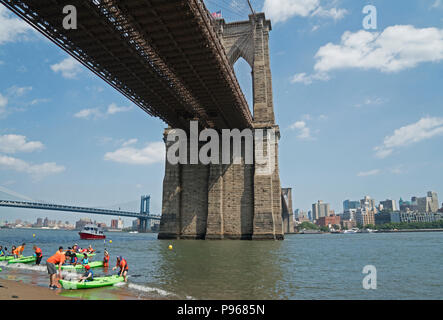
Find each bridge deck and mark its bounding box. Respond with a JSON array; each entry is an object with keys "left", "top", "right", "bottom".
[
  {"left": 0, "top": 200, "right": 160, "bottom": 220},
  {"left": 2, "top": 0, "right": 253, "bottom": 129}
]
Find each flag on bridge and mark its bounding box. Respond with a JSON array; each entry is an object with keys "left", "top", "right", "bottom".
[{"left": 212, "top": 11, "right": 222, "bottom": 19}]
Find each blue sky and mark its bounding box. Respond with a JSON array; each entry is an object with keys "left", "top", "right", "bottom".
[{"left": 0, "top": 0, "right": 443, "bottom": 224}]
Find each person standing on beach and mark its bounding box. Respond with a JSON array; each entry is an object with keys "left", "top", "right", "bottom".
[
  {"left": 46, "top": 247, "right": 66, "bottom": 289},
  {"left": 103, "top": 250, "right": 110, "bottom": 270},
  {"left": 112, "top": 256, "right": 128, "bottom": 282},
  {"left": 33, "top": 245, "right": 43, "bottom": 265},
  {"left": 13, "top": 243, "right": 25, "bottom": 258}
]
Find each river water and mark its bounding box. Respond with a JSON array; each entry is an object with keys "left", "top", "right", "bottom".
[{"left": 0, "top": 228, "right": 442, "bottom": 299}]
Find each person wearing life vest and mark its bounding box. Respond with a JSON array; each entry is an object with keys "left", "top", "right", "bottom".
[
  {"left": 13, "top": 243, "right": 25, "bottom": 258},
  {"left": 87, "top": 245, "right": 95, "bottom": 253},
  {"left": 79, "top": 265, "right": 94, "bottom": 282},
  {"left": 103, "top": 250, "right": 110, "bottom": 268},
  {"left": 0, "top": 245, "right": 6, "bottom": 257},
  {"left": 112, "top": 256, "right": 128, "bottom": 282},
  {"left": 46, "top": 246, "right": 66, "bottom": 289},
  {"left": 33, "top": 245, "right": 43, "bottom": 265},
  {"left": 81, "top": 252, "right": 89, "bottom": 265}
]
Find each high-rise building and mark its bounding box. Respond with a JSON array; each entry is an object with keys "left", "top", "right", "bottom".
[
  {"left": 111, "top": 218, "right": 124, "bottom": 229},
  {"left": 295, "top": 209, "right": 310, "bottom": 222},
  {"left": 35, "top": 218, "right": 43, "bottom": 227},
  {"left": 427, "top": 191, "right": 439, "bottom": 213},
  {"left": 75, "top": 218, "right": 92, "bottom": 230},
  {"left": 342, "top": 209, "right": 357, "bottom": 221},
  {"left": 343, "top": 200, "right": 360, "bottom": 211},
  {"left": 312, "top": 200, "right": 330, "bottom": 220},
  {"left": 355, "top": 208, "right": 375, "bottom": 226},
  {"left": 380, "top": 199, "right": 397, "bottom": 212},
  {"left": 360, "top": 196, "right": 376, "bottom": 211}
]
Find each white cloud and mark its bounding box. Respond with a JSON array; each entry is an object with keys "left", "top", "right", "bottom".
[
  {"left": 104, "top": 141, "right": 165, "bottom": 165},
  {"left": 290, "top": 72, "right": 329, "bottom": 85},
  {"left": 0, "top": 134, "right": 44, "bottom": 154},
  {"left": 122, "top": 139, "right": 138, "bottom": 147},
  {"left": 0, "top": 94, "right": 7, "bottom": 115},
  {"left": 7, "top": 86, "right": 32, "bottom": 97},
  {"left": 289, "top": 121, "right": 312, "bottom": 140},
  {"left": 374, "top": 117, "right": 443, "bottom": 158},
  {"left": 75, "top": 103, "right": 133, "bottom": 119},
  {"left": 262, "top": 0, "right": 347, "bottom": 23},
  {"left": 431, "top": 0, "right": 442, "bottom": 8},
  {"left": 312, "top": 7, "right": 348, "bottom": 20},
  {"left": 106, "top": 103, "right": 132, "bottom": 115},
  {"left": 50, "top": 57, "right": 83, "bottom": 79},
  {"left": 314, "top": 25, "right": 443, "bottom": 73},
  {"left": 0, "top": 155, "right": 65, "bottom": 180},
  {"left": 354, "top": 97, "right": 386, "bottom": 108},
  {"left": 0, "top": 6, "right": 33, "bottom": 45},
  {"left": 357, "top": 169, "right": 380, "bottom": 177},
  {"left": 74, "top": 108, "right": 102, "bottom": 119}
]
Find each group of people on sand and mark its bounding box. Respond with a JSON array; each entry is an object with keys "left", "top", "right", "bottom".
[
  {"left": 1, "top": 243, "right": 129, "bottom": 290},
  {"left": 0, "top": 243, "right": 43, "bottom": 264},
  {"left": 46, "top": 245, "right": 128, "bottom": 289}
]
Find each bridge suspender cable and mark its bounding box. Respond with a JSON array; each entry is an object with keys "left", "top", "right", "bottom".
[{"left": 246, "top": 0, "right": 255, "bottom": 15}]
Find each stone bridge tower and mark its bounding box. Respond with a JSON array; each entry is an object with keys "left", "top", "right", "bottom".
[{"left": 158, "top": 13, "right": 284, "bottom": 240}]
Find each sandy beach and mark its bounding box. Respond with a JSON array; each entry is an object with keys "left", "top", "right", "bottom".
[{"left": 0, "top": 278, "right": 78, "bottom": 300}]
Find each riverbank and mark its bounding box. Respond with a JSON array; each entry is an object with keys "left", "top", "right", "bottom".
[
  {"left": 0, "top": 278, "right": 78, "bottom": 300},
  {"left": 377, "top": 228, "right": 443, "bottom": 233}
]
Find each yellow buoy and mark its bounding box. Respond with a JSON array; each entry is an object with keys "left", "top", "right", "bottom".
[
  {"left": 32, "top": 234, "right": 35, "bottom": 237},
  {"left": 168, "top": 245, "right": 173, "bottom": 250},
  {"left": 109, "top": 240, "right": 112, "bottom": 243}
]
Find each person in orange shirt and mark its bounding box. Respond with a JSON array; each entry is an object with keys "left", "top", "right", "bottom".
[
  {"left": 13, "top": 243, "right": 25, "bottom": 258},
  {"left": 33, "top": 245, "right": 43, "bottom": 265},
  {"left": 112, "top": 256, "right": 128, "bottom": 282},
  {"left": 103, "top": 249, "right": 110, "bottom": 269},
  {"left": 46, "top": 246, "right": 66, "bottom": 289}
]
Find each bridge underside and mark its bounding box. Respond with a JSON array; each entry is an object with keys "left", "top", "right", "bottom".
[{"left": 2, "top": 0, "right": 252, "bottom": 130}]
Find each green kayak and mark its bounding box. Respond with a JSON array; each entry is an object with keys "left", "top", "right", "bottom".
[
  {"left": 59, "top": 275, "right": 124, "bottom": 290},
  {"left": 0, "top": 256, "right": 14, "bottom": 261},
  {"left": 8, "top": 256, "right": 36, "bottom": 264},
  {"left": 61, "top": 261, "right": 104, "bottom": 270},
  {"left": 75, "top": 253, "right": 96, "bottom": 258}
]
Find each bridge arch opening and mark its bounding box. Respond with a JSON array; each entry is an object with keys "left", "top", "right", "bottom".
[{"left": 233, "top": 57, "right": 253, "bottom": 114}]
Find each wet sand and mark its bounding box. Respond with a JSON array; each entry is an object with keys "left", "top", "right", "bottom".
[{"left": 0, "top": 278, "right": 79, "bottom": 300}]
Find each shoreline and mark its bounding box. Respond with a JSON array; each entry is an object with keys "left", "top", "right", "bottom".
[
  {"left": 293, "top": 228, "right": 443, "bottom": 234},
  {"left": 0, "top": 278, "right": 79, "bottom": 300}
]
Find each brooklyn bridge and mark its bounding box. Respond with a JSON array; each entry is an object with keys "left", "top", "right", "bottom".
[{"left": 1, "top": 0, "right": 294, "bottom": 239}]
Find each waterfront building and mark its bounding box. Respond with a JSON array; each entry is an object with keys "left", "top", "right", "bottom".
[
  {"left": 295, "top": 209, "right": 310, "bottom": 222},
  {"left": 307, "top": 210, "right": 312, "bottom": 221},
  {"left": 75, "top": 218, "right": 92, "bottom": 230},
  {"left": 360, "top": 196, "right": 376, "bottom": 211},
  {"left": 399, "top": 211, "right": 443, "bottom": 223},
  {"left": 427, "top": 191, "right": 439, "bottom": 213},
  {"left": 375, "top": 211, "right": 401, "bottom": 225},
  {"left": 399, "top": 198, "right": 413, "bottom": 212},
  {"left": 342, "top": 209, "right": 357, "bottom": 221},
  {"left": 343, "top": 200, "right": 360, "bottom": 211},
  {"left": 342, "top": 219, "right": 356, "bottom": 229},
  {"left": 355, "top": 208, "right": 375, "bottom": 226},
  {"left": 312, "top": 200, "right": 330, "bottom": 220},
  {"left": 316, "top": 215, "right": 341, "bottom": 228},
  {"left": 380, "top": 199, "right": 397, "bottom": 212},
  {"left": 111, "top": 218, "right": 124, "bottom": 230}
]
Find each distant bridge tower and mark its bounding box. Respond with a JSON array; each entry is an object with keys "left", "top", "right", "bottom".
[
  {"left": 139, "top": 195, "right": 150, "bottom": 232},
  {"left": 159, "top": 13, "right": 283, "bottom": 240}
]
